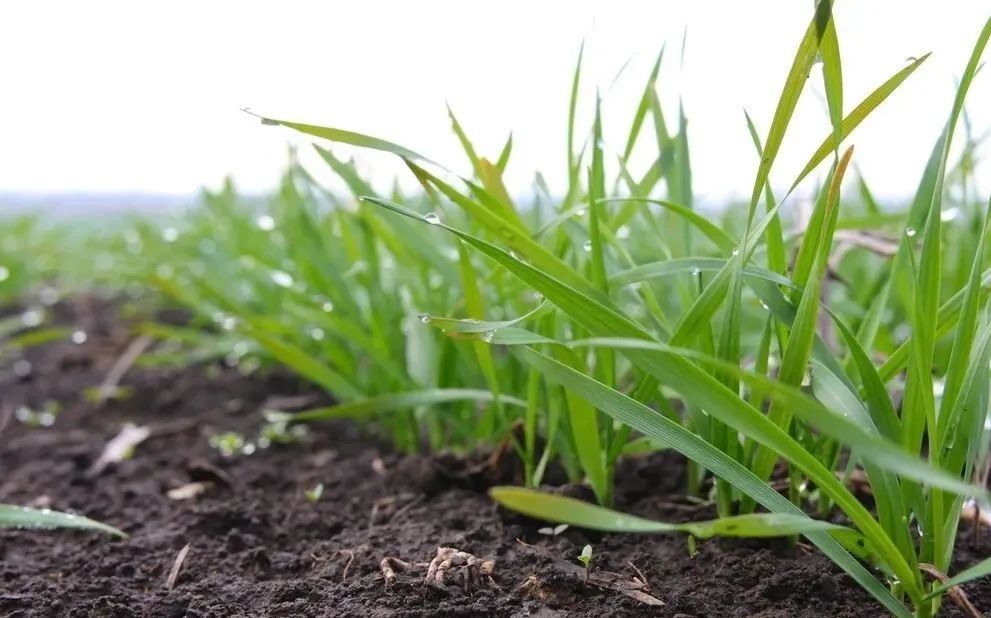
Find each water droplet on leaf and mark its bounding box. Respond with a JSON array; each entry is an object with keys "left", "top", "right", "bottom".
[
  {"left": 270, "top": 270, "right": 294, "bottom": 288},
  {"left": 256, "top": 214, "right": 276, "bottom": 231}
]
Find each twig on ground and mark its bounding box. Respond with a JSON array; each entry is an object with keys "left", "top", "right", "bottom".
[
  {"left": 339, "top": 549, "right": 355, "bottom": 583},
  {"left": 87, "top": 423, "right": 152, "bottom": 477},
  {"left": 256, "top": 393, "right": 322, "bottom": 416},
  {"left": 380, "top": 556, "right": 415, "bottom": 588},
  {"left": 627, "top": 561, "right": 650, "bottom": 590},
  {"left": 379, "top": 547, "right": 496, "bottom": 593},
  {"left": 167, "top": 481, "right": 213, "bottom": 501},
  {"left": 918, "top": 562, "right": 982, "bottom": 618},
  {"left": 95, "top": 334, "right": 154, "bottom": 404},
  {"left": 166, "top": 544, "right": 191, "bottom": 591}
]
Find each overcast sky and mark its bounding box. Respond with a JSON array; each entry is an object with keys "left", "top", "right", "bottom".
[{"left": 1, "top": 1, "right": 989, "bottom": 205}]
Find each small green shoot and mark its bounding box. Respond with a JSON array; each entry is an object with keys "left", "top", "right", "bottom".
[
  {"left": 304, "top": 483, "right": 324, "bottom": 503},
  {"left": 578, "top": 544, "right": 593, "bottom": 581}
]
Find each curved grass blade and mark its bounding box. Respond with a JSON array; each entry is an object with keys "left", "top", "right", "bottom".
[
  {"left": 490, "top": 487, "right": 849, "bottom": 538},
  {"left": 513, "top": 347, "right": 911, "bottom": 616},
  {"left": 248, "top": 328, "right": 362, "bottom": 400},
  {"left": 0, "top": 504, "right": 127, "bottom": 538},
  {"left": 599, "top": 198, "right": 736, "bottom": 253},
  {"left": 923, "top": 555, "right": 991, "bottom": 600},
  {"left": 423, "top": 302, "right": 549, "bottom": 336},
  {"left": 622, "top": 46, "right": 665, "bottom": 164},
  {"left": 789, "top": 53, "right": 930, "bottom": 193},
  {"left": 745, "top": 0, "right": 833, "bottom": 216},
  {"left": 748, "top": 146, "right": 853, "bottom": 491},
  {"left": 609, "top": 257, "right": 795, "bottom": 290},
  {"left": 267, "top": 389, "right": 529, "bottom": 424},
  {"left": 569, "top": 336, "right": 987, "bottom": 501},
  {"left": 361, "top": 196, "right": 922, "bottom": 600},
  {"left": 247, "top": 110, "right": 438, "bottom": 166},
  {"left": 446, "top": 103, "right": 483, "bottom": 178}
]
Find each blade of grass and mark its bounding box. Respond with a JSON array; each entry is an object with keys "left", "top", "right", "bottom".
[
  {"left": 0, "top": 504, "right": 127, "bottom": 538},
  {"left": 490, "top": 487, "right": 849, "bottom": 538}
]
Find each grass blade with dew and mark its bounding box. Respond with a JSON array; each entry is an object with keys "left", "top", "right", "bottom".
[
  {"left": 490, "top": 487, "right": 850, "bottom": 538},
  {"left": 745, "top": 146, "right": 853, "bottom": 507},
  {"left": 789, "top": 54, "right": 930, "bottom": 193},
  {"left": 358, "top": 195, "right": 934, "bottom": 603},
  {"left": 266, "top": 389, "right": 530, "bottom": 424},
  {"left": 511, "top": 346, "right": 910, "bottom": 616},
  {"left": 0, "top": 504, "right": 127, "bottom": 538},
  {"left": 246, "top": 110, "right": 439, "bottom": 166}
]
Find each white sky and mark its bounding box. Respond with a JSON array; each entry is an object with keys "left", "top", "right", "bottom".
[{"left": 1, "top": 1, "right": 989, "bottom": 204}]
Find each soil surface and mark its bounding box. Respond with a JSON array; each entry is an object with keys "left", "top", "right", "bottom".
[{"left": 2, "top": 296, "right": 989, "bottom": 617}]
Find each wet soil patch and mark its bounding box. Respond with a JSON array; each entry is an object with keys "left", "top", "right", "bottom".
[{"left": 1, "top": 297, "right": 989, "bottom": 616}]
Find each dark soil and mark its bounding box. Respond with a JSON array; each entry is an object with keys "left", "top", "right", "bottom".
[{"left": 2, "top": 297, "right": 989, "bottom": 617}]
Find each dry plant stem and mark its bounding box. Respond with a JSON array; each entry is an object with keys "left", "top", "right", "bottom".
[
  {"left": 96, "top": 334, "right": 153, "bottom": 404},
  {"left": 380, "top": 557, "right": 415, "bottom": 588},
  {"left": 424, "top": 547, "right": 496, "bottom": 592},
  {"left": 380, "top": 547, "right": 495, "bottom": 592},
  {"left": 166, "top": 544, "right": 191, "bottom": 591},
  {"left": 256, "top": 393, "right": 321, "bottom": 416},
  {"left": 339, "top": 549, "right": 355, "bottom": 583},
  {"left": 627, "top": 561, "right": 650, "bottom": 589},
  {"left": 918, "top": 563, "right": 982, "bottom": 618}
]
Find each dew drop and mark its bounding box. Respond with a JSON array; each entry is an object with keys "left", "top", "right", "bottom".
[
  {"left": 573, "top": 208, "right": 587, "bottom": 218},
  {"left": 480, "top": 331, "right": 495, "bottom": 343},
  {"left": 12, "top": 360, "right": 32, "bottom": 378},
  {"left": 321, "top": 301, "right": 335, "bottom": 312},
  {"left": 270, "top": 270, "right": 294, "bottom": 288},
  {"left": 583, "top": 240, "right": 593, "bottom": 252},
  {"left": 690, "top": 267, "right": 701, "bottom": 276},
  {"left": 309, "top": 327, "right": 325, "bottom": 341},
  {"left": 0, "top": 265, "right": 9, "bottom": 282},
  {"left": 221, "top": 316, "right": 239, "bottom": 332},
  {"left": 21, "top": 308, "right": 44, "bottom": 327},
  {"left": 162, "top": 227, "right": 179, "bottom": 243},
  {"left": 256, "top": 214, "right": 276, "bottom": 231},
  {"left": 71, "top": 330, "right": 88, "bottom": 344},
  {"left": 418, "top": 313, "right": 431, "bottom": 324},
  {"left": 940, "top": 208, "right": 960, "bottom": 222},
  {"left": 39, "top": 287, "right": 60, "bottom": 306},
  {"left": 906, "top": 56, "right": 918, "bottom": 63},
  {"left": 905, "top": 227, "right": 917, "bottom": 238},
  {"left": 616, "top": 226, "right": 631, "bottom": 240},
  {"left": 731, "top": 249, "right": 740, "bottom": 256},
  {"left": 424, "top": 213, "right": 441, "bottom": 225}
]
